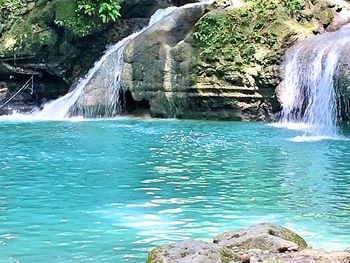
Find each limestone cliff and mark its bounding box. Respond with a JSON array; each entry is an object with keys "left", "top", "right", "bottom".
[
  {"left": 0, "top": 0, "right": 185, "bottom": 114},
  {"left": 1, "top": 0, "right": 350, "bottom": 120},
  {"left": 121, "top": 0, "right": 348, "bottom": 121}
]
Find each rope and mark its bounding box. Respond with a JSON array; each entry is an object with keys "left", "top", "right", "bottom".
[
  {"left": 0, "top": 76, "right": 34, "bottom": 108},
  {"left": 0, "top": 49, "right": 48, "bottom": 109}
]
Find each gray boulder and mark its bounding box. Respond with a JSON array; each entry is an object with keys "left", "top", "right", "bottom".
[
  {"left": 213, "top": 223, "right": 307, "bottom": 252},
  {"left": 121, "top": 3, "right": 209, "bottom": 118},
  {"left": 146, "top": 240, "right": 238, "bottom": 263},
  {"left": 146, "top": 223, "right": 350, "bottom": 263}
]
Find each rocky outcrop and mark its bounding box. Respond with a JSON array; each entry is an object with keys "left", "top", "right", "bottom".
[
  {"left": 147, "top": 240, "right": 238, "bottom": 263},
  {"left": 213, "top": 223, "right": 307, "bottom": 252},
  {"left": 121, "top": 2, "right": 211, "bottom": 119},
  {"left": 146, "top": 223, "right": 350, "bottom": 263},
  {"left": 120, "top": 0, "right": 346, "bottom": 121},
  {"left": 1, "top": 0, "right": 350, "bottom": 120},
  {"left": 0, "top": 0, "right": 186, "bottom": 114}
]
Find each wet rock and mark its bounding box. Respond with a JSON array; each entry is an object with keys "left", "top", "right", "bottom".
[
  {"left": 146, "top": 223, "right": 350, "bottom": 263},
  {"left": 213, "top": 223, "right": 307, "bottom": 252},
  {"left": 146, "top": 240, "right": 238, "bottom": 263},
  {"left": 121, "top": 3, "right": 210, "bottom": 119},
  {"left": 0, "top": 0, "right": 177, "bottom": 114},
  {"left": 327, "top": 0, "right": 350, "bottom": 31}
]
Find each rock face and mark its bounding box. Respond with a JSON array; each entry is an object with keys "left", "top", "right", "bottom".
[
  {"left": 121, "top": 0, "right": 275, "bottom": 121},
  {"left": 335, "top": 43, "right": 350, "bottom": 121},
  {"left": 121, "top": 0, "right": 344, "bottom": 120},
  {"left": 1, "top": 0, "right": 350, "bottom": 120},
  {"left": 146, "top": 223, "right": 350, "bottom": 263},
  {"left": 121, "top": 3, "right": 210, "bottom": 119},
  {"left": 0, "top": 0, "right": 181, "bottom": 114}
]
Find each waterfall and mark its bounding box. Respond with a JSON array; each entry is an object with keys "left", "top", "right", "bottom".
[
  {"left": 33, "top": 34, "right": 136, "bottom": 119},
  {"left": 27, "top": 0, "right": 212, "bottom": 120},
  {"left": 278, "top": 25, "right": 350, "bottom": 140}
]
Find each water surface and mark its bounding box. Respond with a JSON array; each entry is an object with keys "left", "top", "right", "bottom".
[{"left": 1, "top": 119, "right": 349, "bottom": 262}]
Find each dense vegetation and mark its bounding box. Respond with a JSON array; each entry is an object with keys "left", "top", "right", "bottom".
[
  {"left": 76, "top": 0, "right": 121, "bottom": 23},
  {"left": 0, "top": 0, "right": 122, "bottom": 37},
  {"left": 192, "top": 0, "right": 305, "bottom": 73},
  {"left": 0, "top": 0, "right": 23, "bottom": 19},
  {"left": 54, "top": 0, "right": 122, "bottom": 36}
]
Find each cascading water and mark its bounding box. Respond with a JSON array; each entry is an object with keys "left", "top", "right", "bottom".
[
  {"left": 33, "top": 34, "right": 136, "bottom": 119},
  {"left": 278, "top": 25, "right": 350, "bottom": 141},
  {"left": 24, "top": 0, "right": 212, "bottom": 120}
]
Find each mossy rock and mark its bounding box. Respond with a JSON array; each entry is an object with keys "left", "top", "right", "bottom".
[
  {"left": 189, "top": 0, "right": 335, "bottom": 88},
  {"left": 146, "top": 240, "right": 239, "bottom": 263},
  {"left": 213, "top": 223, "right": 307, "bottom": 252}
]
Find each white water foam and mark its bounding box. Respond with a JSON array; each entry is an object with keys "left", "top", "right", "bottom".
[
  {"left": 269, "top": 122, "right": 312, "bottom": 131},
  {"left": 289, "top": 135, "right": 336, "bottom": 143},
  {"left": 276, "top": 26, "right": 350, "bottom": 142}
]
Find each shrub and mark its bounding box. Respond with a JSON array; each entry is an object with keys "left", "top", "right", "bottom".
[{"left": 76, "top": 0, "right": 122, "bottom": 23}]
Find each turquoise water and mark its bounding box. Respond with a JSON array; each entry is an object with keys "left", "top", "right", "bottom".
[{"left": 0, "top": 119, "right": 350, "bottom": 262}]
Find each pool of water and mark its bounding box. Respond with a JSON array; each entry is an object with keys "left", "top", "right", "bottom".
[{"left": 0, "top": 119, "right": 349, "bottom": 262}]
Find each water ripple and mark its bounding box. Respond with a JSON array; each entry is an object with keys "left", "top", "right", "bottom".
[{"left": 0, "top": 120, "right": 349, "bottom": 262}]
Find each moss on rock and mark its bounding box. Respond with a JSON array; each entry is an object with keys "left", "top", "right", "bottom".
[{"left": 190, "top": 0, "right": 333, "bottom": 85}]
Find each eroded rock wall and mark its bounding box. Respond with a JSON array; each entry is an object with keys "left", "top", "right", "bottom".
[
  {"left": 121, "top": 0, "right": 347, "bottom": 121},
  {"left": 0, "top": 0, "right": 185, "bottom": 114},
  {"left": 121, "top": 3, "right": 210, "bottom": 118}
]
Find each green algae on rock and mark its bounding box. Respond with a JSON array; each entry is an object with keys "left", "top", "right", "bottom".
[
  {"left": 120, "top": 0, "right": 342, "bottom": 121},
  {"left": 0, "top": 0, "right": 349, "bottom": 120},
  {"left": 146, "top": 223, "right": 350, "bottom": 263}
]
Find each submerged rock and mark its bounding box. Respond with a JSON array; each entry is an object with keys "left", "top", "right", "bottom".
[{"left": 146, "top": 223, "right": 350, "bottom": 263}]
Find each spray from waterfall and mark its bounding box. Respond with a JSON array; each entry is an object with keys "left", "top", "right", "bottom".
[{"left": 277, "top": 25, "right": 350, "bottom": 141}]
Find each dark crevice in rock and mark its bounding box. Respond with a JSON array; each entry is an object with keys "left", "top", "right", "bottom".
[{"left": 124, "top": 90, "right": 151, "bottom": 116}]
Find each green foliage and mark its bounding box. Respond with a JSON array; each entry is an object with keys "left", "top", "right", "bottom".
[
  {"left": 53, "top": 0, "right": 121, "bottom": 37},
  {"left": 282, "top": 0, "right": 304, "bottom": 16},
  {"left": 0, "top": 0, "right": 23, "bottom": 19},
  {"left": 193, "top": 0, "right": 304, "bottom": 72},
  {"left": 77, "top": 0, "right": 121, "bottom": 23},
  {"left": 54, "top": 18, "right": 95, "bottom": 37}
]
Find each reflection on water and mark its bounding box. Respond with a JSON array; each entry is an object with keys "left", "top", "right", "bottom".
[{"left": 0, "top": 119, "right": 350, "bottom": 262}]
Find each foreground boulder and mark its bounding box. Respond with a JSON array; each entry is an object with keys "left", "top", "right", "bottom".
[
  {"left": 146, "top": 240, "right": 238, "bottom": 263},
  {"left": 213, "top": 223, "right": 307, "bottom": 252},
  {"left": 146, "top": 223, "right": 350, "bottom": 263}
]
